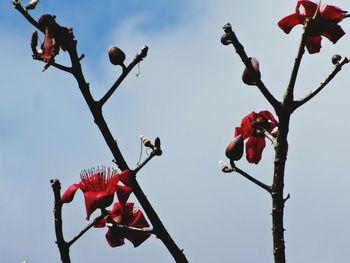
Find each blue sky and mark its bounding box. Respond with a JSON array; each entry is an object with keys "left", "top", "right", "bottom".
[{"left": 1, "top": 0, "right": 350, "bottom": 262}]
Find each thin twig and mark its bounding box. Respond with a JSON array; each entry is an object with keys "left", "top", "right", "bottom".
[
  {"left": 293, "top": 56, "right": 350, "bottom": 110},
  {"left": 12, "top": 1, "right": 43, "bottom": 32},
  {"left": 224, "top": 161, "right": 272, "bottom": 193},
  {"left": 67, "top": 214, "right": 105, "bottom": 247},
  {"left": 32, "top": 56, "right": 73, "bottom": 73},
  {"left": 133, "top": 152, "right": 156, "bottom": 176},
  {"left": 222, "top": 23, "right": 280, "bottom": 111},
  {"left": 283, "top": 19, "right": 310, "bottom": 104},
  {"left": 99, "top": 46, "right": 148, "bottom": 107}
]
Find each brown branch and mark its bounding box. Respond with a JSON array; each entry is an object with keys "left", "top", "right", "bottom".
[
  {"left": 283, "top": 19, "right": 309, "bottom": 105},
  {"left": 15, "top": 5, "right": 188, "bottom": 261},
  {"left": 32, "top": 55, "right": 73, "bottom": 73},
  {"left": 222, "top": 161, "right": 272, "bottom": 193},
  {"left": 67, "top": 214, "right": 105, "bottom": 247},
  {"left": 222, "top": 23, "right": 281, "bottom": 111},
  {"left": 12, "top": 1, "right": 43, "bottom": 32},
  {"left": 50, "top": 179, "right": 71, "bottom": 263},
  {"left": 98, "top": 46, "right": 148, "bottom": 107},
  {"left": 293, "top": 56, "right": 350, "bottom": 111}
]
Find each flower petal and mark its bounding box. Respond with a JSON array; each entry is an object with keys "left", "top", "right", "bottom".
[
  {"left": 61, "top": 183, "right": 80, "bottom": 203},
  {"left": 322, "top": 24, "right": 345, "bottom": 44},
  {"left": 83, "top": 192, "right": 114, "bottom": 220},
  {"left": 126, "top": 210, "right": 151, "bottom": 247},
  {"left": 278, "top": 13, "right": 306, "bottom": 34},
  {"left": 305, "top": 35, "right": 322, "bottom": 53},
  {"left": 117, "top": 185, "right": 133, "bottom": 207},
  {"left": 118, "top": 170, "right": 133, "bottom": 187},
  {"left": 105, "top": 229, "right": 125, "bottom": 247},
  {"left": 245, "top": 136, "right": 266, "bottom": 164},
  {"left": 321, "top": 5, "right": 345, "bottom": 22},
  {"left": 296, "top": 0, "right": 318, "bottom": 17}
]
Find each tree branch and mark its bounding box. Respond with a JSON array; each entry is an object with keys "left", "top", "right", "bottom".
[
  {"left": 12, "top": 1, "right": 43, "bottom": 32},
  {"left": 50, "top": 179, "right": 71, "bottom": 263},
  {"left": 98, "top": 46, "right": 148, "bottom": 107},
  {"left": 283, "top": 19, "right": 309, "bottom": 105},
  {"left": 222, "top": 23, "right": 281, "bottom": 111},
  {"left": 220, "top": 161, "right": 272, "bottom": 193},
  {"left": 15, "top": 5, "right": 188, "bottom": 261},
  {"left": 32, "top": 55, "right": 73, "bottom": 73},
  {"left": 293, "top": 56, "right": 350, "bottom": 110},
  {"left": 67, "top": 214, "right": 105, "bottom": 247}
]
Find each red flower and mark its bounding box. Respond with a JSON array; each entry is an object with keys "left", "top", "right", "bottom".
[
  {"left": 278, "top": 0, "right": 347, "bottom": 53},
  {"left": 96, "top": 202, "right": 151, "bottom": 247},
  {"left": 61, "top": 168, "right": 132, "bottom": 220},
  {"left": 235, "top": 111, "right": 278, "bottom": 164}
]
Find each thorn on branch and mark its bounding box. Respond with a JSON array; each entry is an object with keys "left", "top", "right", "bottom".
[{"left": 283, "top": 193, "right": 291, "bottom": 203}]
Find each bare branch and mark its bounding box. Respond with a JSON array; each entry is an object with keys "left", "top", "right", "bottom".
[
  {"left": 283, "top": 19, "right": 310, "bottom": 104},
  {"left": 222, "top": 23, "right": 281, "bottom": 111},
  {"left": 99, "top": 46, "right": 148, "bottom": 107},
  {"left": 50, "top": 179, "right": 71, "bottom": 263},
  {"left": 12, "top": 1, "right": 43, "bottom": 32},
  {"left": 67, "top": 214, "right": 105, "bottom": 247},
  {"left": 293, "top": 56, "right": 350, "bottom": 110},
  {"left": 220, "top": 161, "right": 272, "bottom": 193},
  {"left": 32, "top": 55, "right": 73, "bottom": 73}
]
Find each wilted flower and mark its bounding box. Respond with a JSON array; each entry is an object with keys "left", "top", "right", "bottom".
[
  {"left": 235, "top": 111, "right": 278, "bottom": 164},
  {"left": 61, "top": 168, "right": 132, "bottom": 220},
  {"left": 278, "top": 0, "right": 347, "bottom": 53}
]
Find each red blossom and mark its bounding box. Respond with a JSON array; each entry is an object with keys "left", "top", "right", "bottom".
[
  {"left": 96, "top": 202, "right": 151, "bottom": 248},
  {"left": 235, "top": 111, "right": 278, "bottom": 164},
  {"left": 278, "top": 0, "right": 347, "bottom": 53},
  {"left": 61, "top": 168, "right": 132, "bottom": 220}
]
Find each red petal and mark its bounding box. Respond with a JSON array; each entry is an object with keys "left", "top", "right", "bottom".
[
  {"left": 118, "top": 170, "right": 133, "bottom": 187},
  {"left": 61, "top": 183, "right": 80, "bottom": 203},
  {"left": 127, "top": 231, "right": 151, "bottom": 247},
  {"left": 297, "top": 1, "right": 318, "bottom": 16},
  {"left": 278, "top": 13, "right": 306, "bottom": 34},
  {"left": 236, "top": 113, "right": 254, "bottom": 139},
  {"left": 305, "top": 35, "right": 322, "bottom": 53},
  {"left": 130, "top": 210, "right": 150, "bottom": 228},
  {"left": 245, "top": 136, "right": 266, "bottom": 164},
  {"left": 321, "top": 5, "right": 344, "bottom": 22},
  {"left": 322, "top": 24, "right": 345, "bottom": 44},
  {"left": 83, "top": 192, "right": 114, "bottom": 220},
  {"left": 105, "top": 229, "right": 125, "bottom": 247},
  {"left": 258, "top": 110, "right": 278, "bottom": 124},
  {"left": 116, "top": 185, "right": 133, "bottom": 207},
  {"left": 126, "top": 210, "right": 151, "bottom": 247}
]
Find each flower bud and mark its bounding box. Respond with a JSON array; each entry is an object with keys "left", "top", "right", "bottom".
[
  {"left": 225, "top": 135, "right": 244, "bottom": 161},
  {"left": 242, "top": 57, "right": 261, "bottom": 86},
  {"left": 108, "top": 46, "right": 126, "bottom": 67}
]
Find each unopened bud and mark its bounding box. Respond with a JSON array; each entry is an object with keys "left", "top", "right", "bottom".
[
  {"left": 108, "top": 46, "right": 126, "bottom": 67},
  {"left": 242, "top": 57, "right": 261, "bottom": 86},
  {"left": 225, "top": 135, "right": 244, "bottom": 161}
]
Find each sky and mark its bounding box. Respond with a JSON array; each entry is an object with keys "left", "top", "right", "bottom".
[{"left": 1, "top": 0, "right": 350, "bottom": 262}]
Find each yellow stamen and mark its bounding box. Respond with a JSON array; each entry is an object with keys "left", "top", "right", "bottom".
[{"left": 312, "top": 0, "right": 321, "bottom": 20}]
